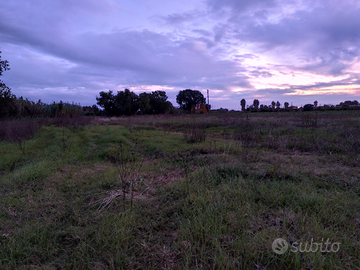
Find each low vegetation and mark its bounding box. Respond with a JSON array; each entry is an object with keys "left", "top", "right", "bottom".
[{"left": 0, "top": 111, "right": 359, "bottom": 269}]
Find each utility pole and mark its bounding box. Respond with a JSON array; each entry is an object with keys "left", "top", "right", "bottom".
[{"left": 207, "top": 89, "right": 209, "bottom": 106}]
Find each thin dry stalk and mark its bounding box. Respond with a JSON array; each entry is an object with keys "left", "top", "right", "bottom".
[
  {"left": 0, "top": 203, "right": 17, "bottom": 217},
  {"left": 94, "top": 141, "right": 144, "bottom": 214}
]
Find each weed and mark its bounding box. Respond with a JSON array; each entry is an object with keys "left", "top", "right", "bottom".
[
  {"left": 183, "top": 123, "right": 207, "bottom": 143},
  {"left": 96, "top": 141, "right": 144, "bottom": 213},
  {"left": 302, "top": 113, "right": 318, "bottom": 127},
  {"left": 0, "top": 120, "right": 39, "bottom": 154}
]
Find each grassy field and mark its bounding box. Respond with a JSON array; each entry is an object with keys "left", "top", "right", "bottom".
[{"left": 0, "top": 111, "right": 359, "bottom": 269}]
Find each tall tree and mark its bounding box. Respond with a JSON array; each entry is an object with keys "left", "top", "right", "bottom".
[
  {"left": 96, "top": 90, "right": 116, "bottom": 116},
  {"left": 253, "top": 99, "right": 260, "bottom": 110},
  {"left": 271, "top": 101, "right": 276, "bottom": 109},
  {"left": 138, "top": 92, "right": 151, "bottom": 115},
  {"left": 276, "top": 101, "right": 281, "bottom": 109},
  {"left": 176, "top": 89, "right": 206, "bottom": 112},
  {"left": 314, "top": 100, "right": 318, "bottom": 108},
  {"left": 138, "top": 91, "right": 173, "bottom": 114},
  {"left": 240, "top": 99, "right": 246, "bottom": 111},
  {"left": 0, "top": 86, "right": 16, "bottom": 118},
  {"left": 0, "top": 50, "right": 16, "bottom": 118},
  {"left": 96, "top": 89, "right": 139, "bottom": 116},
  {"left": 149, "top": 91, "right": 172, "bottom": 114},
  {"left": 284, "top": 102, "right": 289, "bottom": 110},
  {"left": 114, "top": 89, "right": 139, "bottom": 116},
  {"left": 0, "top": 50, "right": 10, "bottom": 78}
]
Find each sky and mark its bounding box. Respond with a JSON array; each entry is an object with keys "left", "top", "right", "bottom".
[{"left": 1, "top": 0, "right": 360, "bottom": 110}]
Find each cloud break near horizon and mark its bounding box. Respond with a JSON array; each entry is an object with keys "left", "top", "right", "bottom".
[{"left": 1, "top": 0, "right": 360, "bottom": 109}]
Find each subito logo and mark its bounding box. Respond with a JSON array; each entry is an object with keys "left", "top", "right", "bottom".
[{"left": 272, "top": 238, "right": 289, "bottom": 254}]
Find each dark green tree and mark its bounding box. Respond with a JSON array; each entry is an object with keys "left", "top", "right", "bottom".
[
  {"left": 91, "top": 104, "right": 100, "bottom": 115},
  {"left": 253, "top": 99, "right": 259, "bottom": 110},
  {"left": 83, "top": 104, "right": 100, "bottom": 116},
  {"left": 98, "top": 89, "right": 173, "bottom": 116},
  {"left": 0, "top": 50, "right": 10, "bottom": 78},
  {"left": 149, "top": 91, "right": 172, "bottom": 114},
  {"left": 0, "top": 87, "right": 16, "bottom": 118},
  {"left": 303, "top": 104, "right": 314, "bottom": 111},
  {"left": 176, "top": 89, "right": 206, "bottom": 112},
  {"left": 114, "top": 89, "right": 139, "bottom": 116},
  {"left": 271, "top": 101, "right": 276, "bottom": 109},
  {"left": 284, "top": 102, "right": 289, "bottom": 110},
  {"left": 138, "top": 92, "right": 151, "bottom": 115},
  {"left": 241, "top": 99, "right": 246, "bottom": 111},
  {"left": 138, "top": 91, "right": 173, "bottom": 114},
  {"left": 0, "top": 50, "right": 16, "bottom": 118},
  {"left": 276, "top": 101, "right": 281, "bottom": 109},
  {"left": 97, "top": 89, "right": 139, "bottom": 116},
  {"left": 96, "top": 90, "right": 116, "bottom": 116}
]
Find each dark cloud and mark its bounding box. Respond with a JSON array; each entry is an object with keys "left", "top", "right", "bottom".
[
  {"left": 234, "top": 54, "right": 258, "bottom": 59},
  {"left": 289, "top": 76, "right": 360, "bottom": 91},
  {"left": 157, "top": 11, "right": 201, "bottom": 25},
  {"left": 2, "top": 21, "right": 250, "bottom": 99},
  {"left": 221, "top": 0, "right": 360, "bottom": 76},
  {"left": 1, "top": 0, "right": 359, "bottom": 108},
  {"left": 192, "top": 29, "right": 212, "bottom": 36},
  {"left": 249, "top": 69, "right": 273, "bottom": 78},
  {"left": 207, "top": 0, "right": 278, "bottom": 13}
]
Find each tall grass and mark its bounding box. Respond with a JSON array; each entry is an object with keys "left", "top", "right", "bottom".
[{"left": 0, "top": 111, "right": 359, "bottom": 269}]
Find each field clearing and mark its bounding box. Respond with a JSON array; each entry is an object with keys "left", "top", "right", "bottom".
[{"left": 0, "top": 111, "right": 360, "bottom": 269}]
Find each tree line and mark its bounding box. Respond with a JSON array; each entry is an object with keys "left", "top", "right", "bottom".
[
  {"left": 95, "top": 89, "right": 173, "bottom": 116},
  {"left": 240, "top": 99, "right": 360, "bottom": 112},
  {"left": 88, "top": 88, "right": 208, "bottom": 116}
]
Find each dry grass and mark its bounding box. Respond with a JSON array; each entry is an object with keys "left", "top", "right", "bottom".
[{"left": 0, "top": 111, "right": 360, "bottom": 269}]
